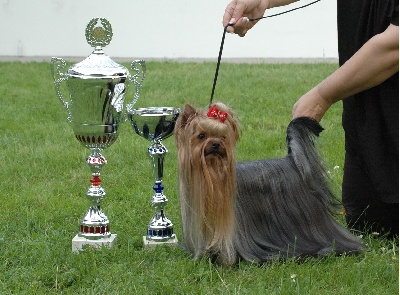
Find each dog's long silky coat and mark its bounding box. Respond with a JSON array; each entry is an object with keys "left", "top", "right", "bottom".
[{"left": 175, "top": 103, "right": 364, "bottom": 265}]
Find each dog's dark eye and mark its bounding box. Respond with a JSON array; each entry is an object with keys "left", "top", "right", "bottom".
[{"left": 198, "top": 134, "right": 206, "bottom": 140}]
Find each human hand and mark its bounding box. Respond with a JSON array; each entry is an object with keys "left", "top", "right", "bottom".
[
  {"left": 292, "top": 89, "right": 333, "bottom": 122},
  {"left": 223, "top": 0, "right": 269, "bottom": 36}
]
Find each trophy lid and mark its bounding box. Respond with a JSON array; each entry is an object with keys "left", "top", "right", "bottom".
[{"left": 67, "top": 18, "right": 129, "bottom": 79}]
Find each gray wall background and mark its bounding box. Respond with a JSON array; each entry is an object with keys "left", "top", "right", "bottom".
[{"left": 1, "top": 0, "right": 337, "bottom": 59}]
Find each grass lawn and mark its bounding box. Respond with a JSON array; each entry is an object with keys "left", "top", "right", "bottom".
[{"left": 0, "top": 61, "right": 398, "bottom": 294}]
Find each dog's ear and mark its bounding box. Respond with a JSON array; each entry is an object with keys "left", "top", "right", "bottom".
[
  {"left": 175, "top": 104, "right": 197, "bottom": 147},
  {"left": 178, "top": 104, "right": 197, "bottom": 127}
]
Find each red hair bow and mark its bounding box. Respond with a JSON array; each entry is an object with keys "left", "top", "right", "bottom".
[{"left": 207, "top": 106, "right": 228, "bottom": 123}]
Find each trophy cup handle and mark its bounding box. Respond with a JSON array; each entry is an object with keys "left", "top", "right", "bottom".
[
  {"left": 50, "top": 57, "right": 73, "bottom": 122},
  {"left": 125, "top": 60, "right": 146, "bottom": 115}
]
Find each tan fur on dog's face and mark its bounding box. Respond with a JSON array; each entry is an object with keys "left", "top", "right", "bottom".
[
  {"left": 175, "top": 103, "right": 239, "bottom": 156},
  {"left": 192, "top": 121, "right": 228, "bottom": 159}
]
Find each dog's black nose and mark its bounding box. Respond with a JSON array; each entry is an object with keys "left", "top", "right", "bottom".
[{"left": 212, "top": 142, "right": 220, "bottom": 151}]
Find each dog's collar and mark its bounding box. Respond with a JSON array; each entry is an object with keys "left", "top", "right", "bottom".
[{"left": 207, "top": 107, "right": 228, "bottom": 123}]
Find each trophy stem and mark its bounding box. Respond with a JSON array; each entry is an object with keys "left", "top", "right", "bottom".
[
  {"left": 72, "top": 150, "right": 117, "bottom": 252},
  {"left": 144, "top": 142, "right": 178, "bottom": 246}
]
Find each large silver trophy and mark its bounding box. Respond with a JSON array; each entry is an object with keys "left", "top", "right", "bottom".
[
  {"left": 50, "top": 18, "right": 145, "bottom": 252},
  {"left": 128, "top": 107, "right": 180, "bottom": 248}
]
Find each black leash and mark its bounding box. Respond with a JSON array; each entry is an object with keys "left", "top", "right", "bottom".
[{"left": 209, "top": 0, "right": 321, "bottom": 107}]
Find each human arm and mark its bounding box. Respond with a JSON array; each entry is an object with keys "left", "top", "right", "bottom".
[
  {"left": 223, "top": 0, "right": 298, "bottom": 36},
  {"left": 292, "top": 23, "right": 399, "bottom": 121}
]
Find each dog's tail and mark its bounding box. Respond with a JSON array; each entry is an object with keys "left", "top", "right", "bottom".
[
  {"left": 286, "top": 117, "right": 334, "bottom": 211},
  {"left": 286, "top": 117, "right": 324, "bottom": 175},
  {"left": 235, "top": 117, "right": 365, "bottom": 263}
]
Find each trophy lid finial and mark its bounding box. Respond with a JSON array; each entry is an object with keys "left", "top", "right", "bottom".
[
  {"left": 67, "top": 18, "right": 128, "bottom": 78},
  {"left": 85, "top": 18, "right": 113, "bottom": 48}
]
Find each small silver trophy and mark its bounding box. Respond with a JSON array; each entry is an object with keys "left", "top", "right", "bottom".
[
  {"left": 50, "top": 18, "right": 146, "bottom": 252},
  {"left": 128, "top": 107, "right": 180, "bottom": 248}
]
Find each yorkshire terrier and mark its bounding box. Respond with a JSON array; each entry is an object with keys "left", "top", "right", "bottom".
[{"left": 174, "top": 102, "right": 365, "bottom": 265}]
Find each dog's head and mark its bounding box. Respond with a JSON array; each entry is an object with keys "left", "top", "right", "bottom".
[{"left": 175, "top": 102, "right": 239, "bottom": 165}]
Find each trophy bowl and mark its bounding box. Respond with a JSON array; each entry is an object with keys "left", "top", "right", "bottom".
[
  {"left": 128, "top": 107, "right": 180, "bottom": 142},
  {"left": 128, "top": 107, "right": 180, "bottom": 245}
]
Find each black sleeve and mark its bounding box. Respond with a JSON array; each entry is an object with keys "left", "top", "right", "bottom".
[{"left": 390, "top": 3, "right": 399, "bottom": 26}]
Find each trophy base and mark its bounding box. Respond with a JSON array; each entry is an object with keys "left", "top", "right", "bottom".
[
  {"left": 143, "top": 234, "right": 179, "bottom": 249},
  {"left": 72, "top": 234, "right": 117, "bottom": 253}
]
